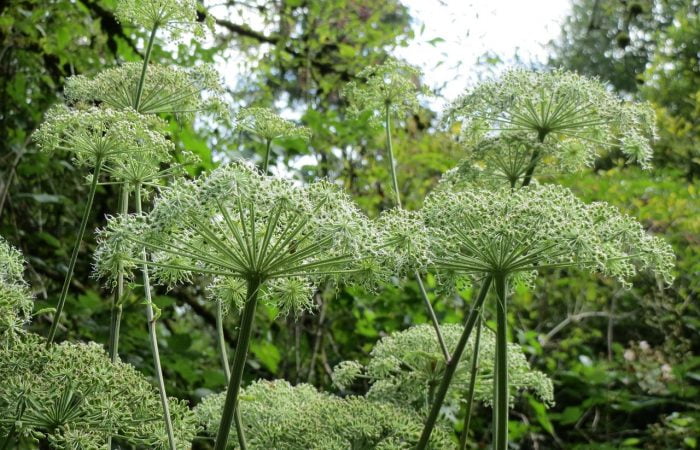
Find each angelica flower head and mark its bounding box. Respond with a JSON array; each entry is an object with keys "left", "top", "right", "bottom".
[
  {"left": 33, "top": 105, "right": 172, "bottom": 168},
  {"left": 0, "top": 333, "right": 198, "bottom": 448},
  {"left": 343, "top": 59, "right": 427, "bottom": 125},
  {"left": 115, "top": 0, "right": 211, "bottom": 40},
  {"left": 333, "top": 324, "right": 554, "bottom": 413},
  {"left": 194, "top": 379, "right": 453, "bottom": 449},
  {"left": 65, "top": 63, "right": 228, "bottom": 120},
  {"left": 422, "top": 183, "right": 675, "bottom": 287},
  {"left": 95, "top": 161, "right": 379, "bottom": 315},
  {"left": 0, "top": 238, "right": 32, "bottom": 338},
  {"left": 444, "top": 68, "right": 657, "bottom": 169},
  {"left": 235, "top": 107, "right": 312, "bottom": 143}
]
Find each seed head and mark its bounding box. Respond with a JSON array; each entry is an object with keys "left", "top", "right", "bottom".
[
  {"left": 65, "top": 63, "right": 227, "bottom": 120},
  {"left": 235, "top": 107, "right": 312, "bottom": 142},
  {"left": 343, "top": 59, "right": 427, "bottom": 125},
  {"left": 444, "top": 69, "right": 657, "bottom": 169},
  {"left": 115, "top": 0, "right": 211, "bottom": 40}
]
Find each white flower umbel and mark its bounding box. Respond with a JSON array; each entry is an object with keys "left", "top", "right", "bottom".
[
  {"left": 115, "top": 0, "right": 211, "bottom": 41},
  {"left": 0, "top": 333, "right": 197, "bottom": 449},
  {"left": 194, "top": 379, "right": 454, "bottom": 449},
  {"left": 95, "top": 161, "right": 377, "bottom": 450},
  {"left": 333, "top": 324, "right": 553, "bottom": 414},
  {"left": 444, "top": 69, "right": 658, "bottom": 183},
  {"left": 415, "top": 183, "right": 674, "bottom": 449},
  {"left": 0, "top": 238, "right": 32, "bottom": 340},
  {"left": 343, "top": 59, "right": 426, "bottom": 126},
  {"left": 234, "top": 107, "right": 312, "bottom": 172},
  {"left": 65, "top": 63, "right": 227, "bottom": 120}
]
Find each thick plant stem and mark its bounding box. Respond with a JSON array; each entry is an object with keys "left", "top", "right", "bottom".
[
  {"left": 459, "top": 316, "right": 483, "bottom": 450},
  {"left": 214, "top": 278, "right": 262, "bottom": 450},
  {"left": 216, "top": 300, "right": 248, "bottom": 450},
  {"left": 263, "top": 139, "right": 272, "bottom": 174},
  {"left": 521, "top": 130, "right": 547, "bottom": 187},
  {"left": 416, "top": 276, "right": 493, "bottom": 450},
  {"left": 135, "top": 185, "right": 177, "bottom": 450},
  {"left": 383, "top": 104, "right": 449, "bottom": 361},
  {"left": 493, "top": 273, "right": 509, "bottom": 450},
  {"left": 46, "top": 157, "right": 103, "bottom": 346},
  {"left": 108, "top": 184, "right": 129, "bottom": 361}
]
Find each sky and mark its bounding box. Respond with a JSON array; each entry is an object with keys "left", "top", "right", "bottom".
[{"left": 396, "top": 0, "right": 572, "bottom": 105}]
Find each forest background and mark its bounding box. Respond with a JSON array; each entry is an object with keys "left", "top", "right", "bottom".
[{"left": 0, "top": 0, "right": 698, "bottom": 447}]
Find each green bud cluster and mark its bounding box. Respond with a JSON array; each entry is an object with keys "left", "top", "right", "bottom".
[{"left": 194, "top": 379, "right": 453, "bottom": 449}]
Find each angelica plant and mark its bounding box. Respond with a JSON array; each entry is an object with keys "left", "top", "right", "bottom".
[
  {"left": 235, "top": 107, "right": 312, "bottom": 173},
  {"left": 194, "top": 379, "right": 453, "bottom": 449},
  {"left": 33, "top": 106, "right": 172, "bottom": 346},
  {"left": 96, "top": 161, "right": 376, "bottom": 449},
  {"left": 444, "top": 69, "right": 657, "bottom": 186},
  {"left": 344, "top": 60, "right": 451, "bottom": 361},
  {"left": 413, "top": 183, "right": 674, "bottom": 448},
  {"left": 332, "top": 323, "right": 553, "bottom": 413}
]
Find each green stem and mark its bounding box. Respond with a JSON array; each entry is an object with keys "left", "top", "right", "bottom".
[
  {"left": 383, "top": 103, "right": 448, "bottom": 362},
  {"left": 415, "top": 270, "right": 450, "bottom": 361},
  {"left": 521, "top": 130, "right": 547, "bottom": 187},
  {"left": 134, "top": 26, "right": 158, "bottom": 111},
  {"left": 416, "top": 276, "right": 493, "bottom": 449},
  {"left": 135, "top": 184, "right": 177, "bottom": 450},
  {"left": 108, "top": 184, "right": 130, "bottom": 361},
  {"left": 263, "top": 138, "right": 272, "bottom": 174},
  {"left": 459, "top": 315, "right": 482, "bottom": 450},
  {"left": 493, "top": 273, "right": 509, "bottom": 450},
  {"left": 46, "top": 157, "right": 103, "bottom": 346},
  {"left": 216, "top": 299, "right": 247, "bottom": 450},
  {"left": 385, "top": 103, "right": 401, "bottom": 208},
  {"left": 214, "top": 278, "right": 261, "bottom": 450}
]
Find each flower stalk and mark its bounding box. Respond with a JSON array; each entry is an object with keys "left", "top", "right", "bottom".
[
  {"left": 214, "top": 277, "right": 262, "bottom": 450},
  {"left": 135, "top": 183, "right": 176, "bottom": 450},
  {"left": 46, "top": 156, "right": 103, "bottom": 346},
  {"left": 416, "top": 276, "right": 493, "bottom": 449},
  {"left": 108, "top": 184, "right": 129, "bottom": 361},
  {"left": 383, "top": 101, "right": 449, "bottom": 361},
  {"left": 459, "top": 315, "right": 482, "bottom": 450},
  {"left": 493, "top": 273, "right": 509, "bottom": 450}
]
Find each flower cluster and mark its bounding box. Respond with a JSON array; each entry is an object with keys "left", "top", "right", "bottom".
[
  {"left": 422, "top": 183, "right": 675, "bottom": 287},
  {"left": 65, "top": 63, "right": 227, "bottom": 120},
  {"left": 0, "top": 333, "right": 198, "bottom": 448},
  {"left": 95, "top": 161, "right": 379, "bottom": 315},
  {"left": 444, "top": 68, "right": 657, "bottom": 170},
  {"left": 194, "top": 379, "right": 453, "bottom": 449},
  {"left": 333, "top": 324, "right": 554, "bottom": 414},
  {"left": 0, "top": 238, "right": 32, "bottom": 338},
  {"left": 114, "top": 0, "right": 211, "bottom": 40},
  {"left": 343, "top": 59, "right": 427, "bottom": 125},
  {"left": 235, "top": 107, "right": 312, "bottom": 142},
  {"left": 33, "top": 105, "right": 172, "bottom": 168}
]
